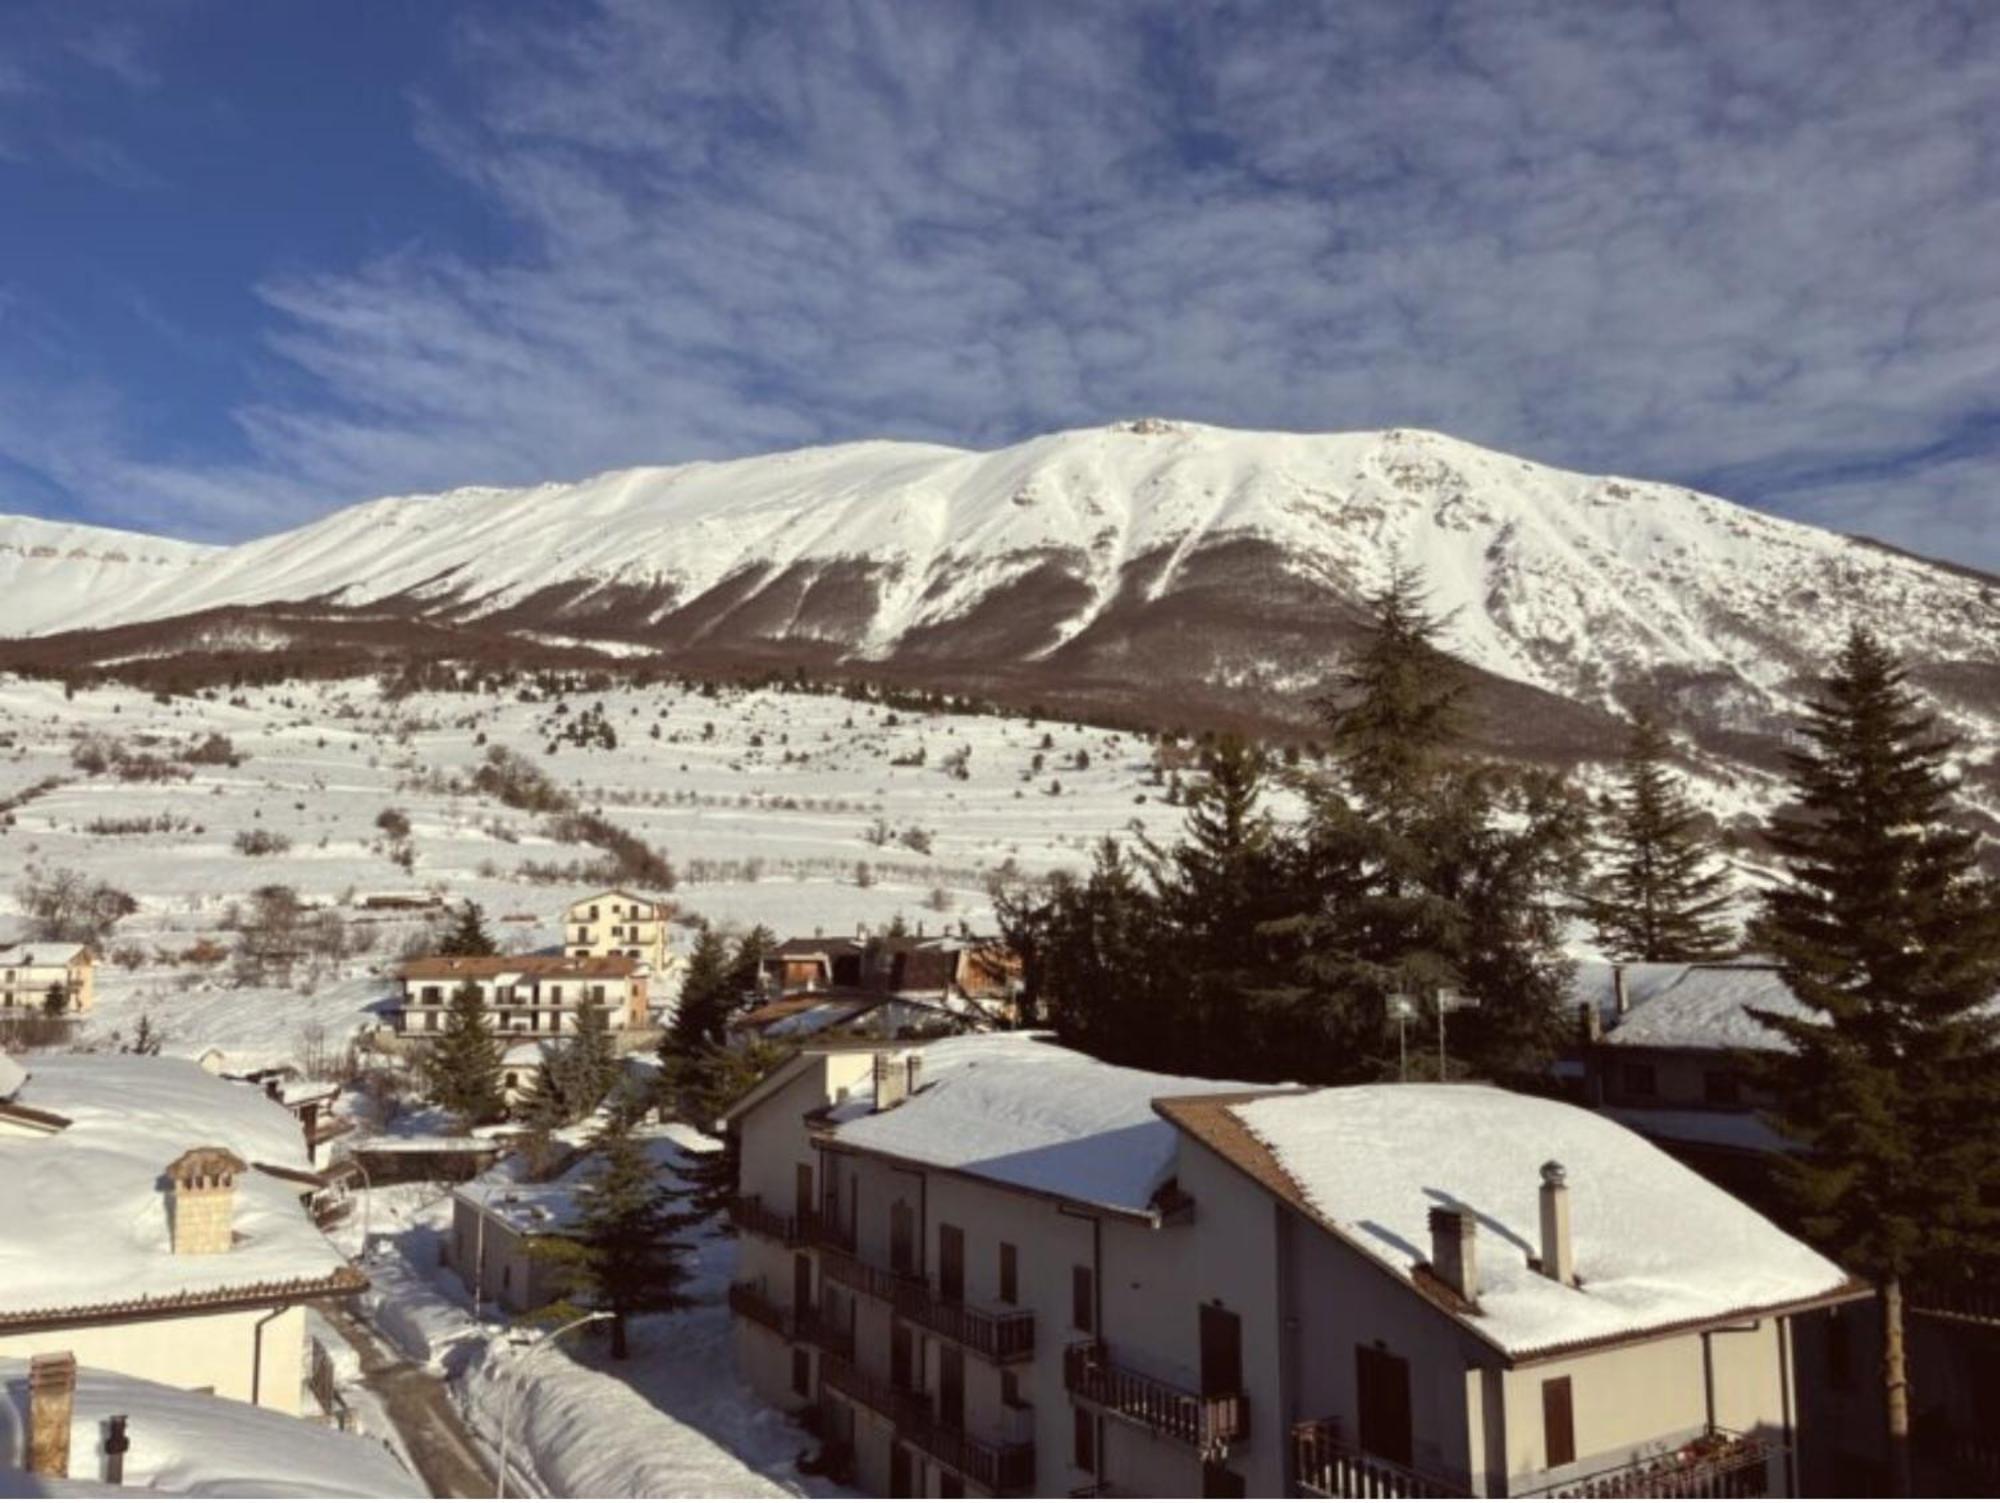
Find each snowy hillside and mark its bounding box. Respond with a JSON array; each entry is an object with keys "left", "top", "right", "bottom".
[
  {"left": 0, "top": 513, "right": 215, "bottom": 629},
  {"left": 0, "top": 674, "right": 1179, "bottom": 1068}
]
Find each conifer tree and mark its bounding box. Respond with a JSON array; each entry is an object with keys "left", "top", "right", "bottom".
[
  {"left": 426, "top": 980, "right": 506, "bottom": 1126},
  {"left": 726, "top": 925, "right": 776, "bottom": 1003},
  {"left": 1582, "top": 709, "right": 1736, "bottom": 961},
  {"left": 567, "top": 998, "right": 618, "bottom": 1116},
  {"left": 437, "top": 900, "right": 497, "bottom": 957},
  {"left": 533, "top": 1108, "right": 694, "bottom": 1359},
  {"left": 1747, "top": 628, "right": 2000, "bottom": 1495},
  {"left": 656, "top": 927, "right": 735, "bottom": 1117}
]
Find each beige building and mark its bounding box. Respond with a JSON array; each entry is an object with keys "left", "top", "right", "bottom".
[
  {"left": 565, "top": 889, "right": 678, "bottom": 972},
  {"left": 0, "top": 1051, "right": 364, "bottom": 1414},
  {"left": 724, "top": 1034, "right": 1860, "bottom": 1498},
  {"left": 0, "top": 941, "right": 93, "bottom": 1013},
  {"left": 394, "top": 953, "right": 648, "bottom": 1036}
]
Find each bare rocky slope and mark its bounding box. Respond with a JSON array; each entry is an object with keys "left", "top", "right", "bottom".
[{"left": 3, "top": 421, "right": 1994, "bottom": 795}]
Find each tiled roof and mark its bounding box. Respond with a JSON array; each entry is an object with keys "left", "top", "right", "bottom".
[{"left": 400, "top": 952, "right": 638, "bottom": 981}]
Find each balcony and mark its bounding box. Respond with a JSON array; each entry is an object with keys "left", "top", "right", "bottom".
[
  {"left": 730, "top": 1194, "right": 807, "bottom": 1247},
  {"left": 819, "top": 1354, "right": 1033, "bottom": 1495},
  {"left": 818, "top": 1244, "right": 1035, "bottom": 1363},
  {"left": 727, "top": 1280, "right": 795, "bottom": 1339},
  {"left": 797, "top": 1305, "right": 857, "bottom": 1363},
  {"left": 1063, "top": 1340, "right": 1247, "bottom": 1455},
  {"left": 1291, "top": 1419, "right": 1461, "bottom": 1499},
  {"left": 1525, "top": 1430, "right": 1780, "bottom": 1498}
]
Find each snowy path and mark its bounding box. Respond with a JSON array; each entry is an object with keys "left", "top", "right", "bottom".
[{"left": 321, "top": 1299, "right": 497, "bottom": 1499}]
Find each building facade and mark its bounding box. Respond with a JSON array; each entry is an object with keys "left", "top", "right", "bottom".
[
  {"left": 0, "top": 942, "right": 93, "bottom": 1013},
  {"left": 725, "top": 1036, "right": 1859, "bottom": 1499},
  {"left": 564, "top": 888, "right": 676, "bottom": 972},
  {"left": 393, "top": 953, "right": 648, "bottom": 1037}
]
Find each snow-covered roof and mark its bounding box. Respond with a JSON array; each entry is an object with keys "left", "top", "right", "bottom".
[
  {"left": 0, "top": 1054, "right": 360, "bottom": 1325},
  {"left": 822, "top": 1034, "right": 1258, "bottom": 1215},
  {"left": 0, "top": 940, "right": 89, "bottom": 968},
  {"left": 453, "top": 1132, "right": 687, "bottom": 1237},
  {"left": 1600, "top": 1104, "right": 1793, "bottom": 1155},
  {"left": 0, "top": 1356, "right": 418, "bottom": 1496},
  {"left": 1592, "top": 965, "right": 1811, "bottom": 1052},
  {"left": 1227, "top": 1085, "right": 1851, "bottom": 1358}
]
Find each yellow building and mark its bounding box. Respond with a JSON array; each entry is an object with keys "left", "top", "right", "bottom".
[
  {"left": 563, "top": 888, "right": 681, "bottom": 990},
  {"left": 0, "top": 942, "right": 93, "bottom": 1013}
]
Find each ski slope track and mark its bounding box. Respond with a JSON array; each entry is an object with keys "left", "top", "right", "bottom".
[{"left": 3, "top": 421, "right": 1996, "bottom": 780}]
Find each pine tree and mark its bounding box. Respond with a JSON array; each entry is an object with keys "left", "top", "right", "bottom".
[
  {"left": 1583, "top": 709, "right": 1736, "bottom": 961},
  {"left": 656, "top": 927, "right": 735, "bottom": 1118},
  {"left": 437, "top": 900, "right": 497, "bottom": 957},
  {"left": 425, "top": 980, "right": 507, "bottom": 1126},
  {"left": 42, "top": 982, "right": 67, "bottom": 1018},
  {"left": 567, "top": 998, "right": 618, "bottom": 1116},
  {"left": 532, "top": 1109, "right": 694, "bottom": 1359},
  {"left": 1747, "top": 628, "right": 2000, "bottom": 1495},
  {"left": 727, "top": 925, "right": 776, "bottom": 1004}
]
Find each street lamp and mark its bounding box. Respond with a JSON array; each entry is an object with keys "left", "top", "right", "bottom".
[
  {"left": 495, "top": 1310, "right": 613, "bottom": 1498},
  {"left": 330, "top": 1152, "right": 373, "bottom": 1261},
  {"left": 1386, "top": 992, "right": 1417, "bottom": 1081}
]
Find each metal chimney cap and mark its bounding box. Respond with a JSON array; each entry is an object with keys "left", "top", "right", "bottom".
[{"left": 1540, "top": 1160, "right": 1568, "bottom": 1187}]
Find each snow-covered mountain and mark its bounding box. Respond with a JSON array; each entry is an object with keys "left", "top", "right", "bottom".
[{"left": 4, "top": 421, "right": 1995, "bottom": 781}]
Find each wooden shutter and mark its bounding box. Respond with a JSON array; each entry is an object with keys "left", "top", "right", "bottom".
[
  {"left": 1072, "top": 1265, "right": 1094, "bottom": 1333},
  {"left": 1543, "top": 1376, "right": 1576, "bottom": 1468},
  {"left": 940, "top": 1224, "right": 964, "bottom": 1302},
  {"left": 1356, "top": 1345, "right": 1414, "bottom": 1468},
  {"left": 1200, "top": 1304, "right": 1243, "bottom": 1396},
  {"left": 999, "top": 1241, "right": 1018, "bottom": 1304}
]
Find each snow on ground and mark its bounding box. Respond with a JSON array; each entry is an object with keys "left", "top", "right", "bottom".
[
  {"left": 0, "top": 1355, "right": 418, "bottom": 1496},
  {"left": 0, "top": 673, "right": 1192, "bottom": 1070},
  {"left": 334, "top": 1126, "right": 847, "bottom": 1500},
  {"left": 1236, "top": 1084, "right": 1850, "bottom": 1356}
]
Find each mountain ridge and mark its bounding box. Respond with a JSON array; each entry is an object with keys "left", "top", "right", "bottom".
[{"left": 2, "top": 421, "right": 1994, "bottom": 811}]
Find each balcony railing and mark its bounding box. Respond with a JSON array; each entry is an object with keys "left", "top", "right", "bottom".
[
  {"left": 1527, "top": 1430, "right": 1779, "bottom": 1498},
  {"left": 819, "top": 1244, "right": 1035, "bottom": 1363},
  {"left": 1291, "top": 1419, "right": 1461, "bottom": 1498},
  {"left": 731, "top": 1194, "right": 834, "bottom": 1248},
  {"left": 727, "top": 1280, "right": 795, "bottom": 1339},
  {"left": 1064, "top": 1340, "right": 1247, "bottom": 1455},
  {"left": 797, "top": 1305, "right": 857, "bottom": 1363},
  {"left": 1910, "top": 1283, "right": 2000, "bottom": 1326},
  {"left": 819, "top": 1354, "right": 1033, "bottom": 1494}
]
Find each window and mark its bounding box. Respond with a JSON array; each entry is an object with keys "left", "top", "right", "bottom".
[
  {"left": 1072, "top": 1265, "right": 1095, "bottom": 1333},
  {"left": 1072, "top": 1406, "right": 1096, "bottom": 1471},
  {"left": 999, "top": 1242, "right": 1019, "bottom": 1305},
  {"left": 890, "top": 1200, "right": 917, "bottom": 1276},
  {"left": 940, "top": 1224, "right": 964, "bottom": 1303},
  {"left": 1620, "top": 1061, "right": 1657, "bottom": 1098},
  {"left": 1704, "top": 1070, "right": 1741, "bottom": 1106},
  {"left": 1542, "top": 1376, "right": 1576, "bottom": 1468},
  {"left": 791, "top": 1348, "right": 810, "bottom": 1397},
  {"left": 1001, "top": 1370, "right": 1024, "bottom": 1410},
  {"left": 1202, "top": 1463, "right": 1247, "bottom": 1498},
  {"left": 1356, "top": 1345, "right": 1413, "bottom": 1468},
  {"left": 938, "top": 1474, "right": 963, "bottom": 1500},
  {"left": 502, "top": 1264, "right": 513, "bottom": 1292},
  {"left": 1826, "top": 1309, "right": 1852, "bottom": 1393}
]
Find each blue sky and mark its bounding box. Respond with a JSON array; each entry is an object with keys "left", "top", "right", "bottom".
[{"left": 2, "top": 0, "right": 1996, "bottom": 569}]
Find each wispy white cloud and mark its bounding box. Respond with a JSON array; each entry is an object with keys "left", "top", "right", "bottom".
[{"left": 8, "top": 0, "right": 2000, "bottom": 567}]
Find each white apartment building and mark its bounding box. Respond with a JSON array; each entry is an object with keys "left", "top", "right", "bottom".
[
  {"left": 725, "top": 1034, "right": 1861, "bottom": 1498},
  {"left": 394, "top": 953, "right": 649, "bottom": 1037},
  {"left": 0, "top": 1051, "right": 364, "bottom": 1414},
  {"left": 0, "top": 941, "right": 94, "bottom": 1013}
]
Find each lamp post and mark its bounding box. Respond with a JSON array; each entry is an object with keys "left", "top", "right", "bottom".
[
  {"left": 471, "top": 1180, "right": 502, "bottom": 1319},
  {"left": 495, "top": 1311, "right": 612, "bottom": 1498},
  {"left": 331, "top": 1152, "right": 373, "bottom": 1261},
  {"left": 1386, "top": 992, "right": 1417, "bottom": 1081},
  {"left": 1435, "top": 988, "right": 1478, "bottom": 1082}
]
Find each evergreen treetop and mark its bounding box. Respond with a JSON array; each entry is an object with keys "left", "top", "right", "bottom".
[
  {"left": 1582, "top": 708, "right": 1737, "bottom": 962},
  {"left": 426, "top": 978, "right": 507, "bottom": 1127},
  {"left": 437, "top": 900, "right": 498, "bottom": 957}
]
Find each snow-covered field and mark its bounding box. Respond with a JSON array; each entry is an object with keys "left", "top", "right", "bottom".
[{"left": 0, "top": 672, "right": 1177, "bottom": 1069}]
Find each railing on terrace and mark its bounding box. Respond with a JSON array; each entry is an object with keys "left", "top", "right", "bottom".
[
  {"left": 796, "top": 1305, "right": 857, "bottom": 1363},
  {"left": 1909, "top": 1283, "right": 2000, "bottom": 1326},
  {"left": 1290, "top": 1419, "right": 1461, "bottom": 1499},
  {"left": 1063, "top": 1341, "right": 1247, "bottom": 1454},
  {"left": 1527, "top": 1430, "right": 1779, "bottom": 1499},
  {"left": 727, "top": 1280, "right": 795, "bottom": 1340},
  {"left": 818, "top": 1244, "right": 1035, "bottom": 1363},
  {"left": 730, "top": 1194, "right": 838, "bottom": 1249},
  {"left": 820, "top": 1353, "right": 1032, "bottom": 1494}
]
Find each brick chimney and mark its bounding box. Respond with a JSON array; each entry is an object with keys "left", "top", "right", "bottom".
[
  {"left": 1427, "top": 1206, "right": 1478, "bottom": 1301},
  {"left": 27, "top": 1351, "right": 77, "bottom": 1479},
  {"left": 1612, "top": 965, "right": 1630, "bottom": 1017},
  {"left": 166, "top": 1146, "right": 248, "bottom": 1255},
  {"left": 871, "top": 1050, "right": 921, "bottom": 1112},
  {"left": 1539, "top": 1160, "right": 1576, "bottom": 1285}
]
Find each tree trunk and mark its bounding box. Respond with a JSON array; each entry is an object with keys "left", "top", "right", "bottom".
[{"left": 1882, "top": 1275, "right": 1912, "bottom": 1496}]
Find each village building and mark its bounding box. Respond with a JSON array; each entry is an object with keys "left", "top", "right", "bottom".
[
  {"left": 759, "top": 931, "right": 1021, "bottom": 1020},
  {"left": 392, "top": 953, "right": 648, "bottom": 1038},
  {"left": 564, "top": 886, "right": 681, "bottom": 978},
  {"left": 0, "top": 940, "right": 94, "bottom": 1013},
  {"left": 730, "top": 991, "right": 974, "bottom": 1047},
  {"left": 724, "top": 1034, "right": 1860, "bottom": 1499},
  {"left": 0, "top": 1050, "right": 364, "bottom": 1415}
]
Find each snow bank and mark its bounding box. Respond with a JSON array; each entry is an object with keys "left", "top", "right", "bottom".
[{"left": 1236, "top": 1084, "right": 1848, "bottom": 1356}]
